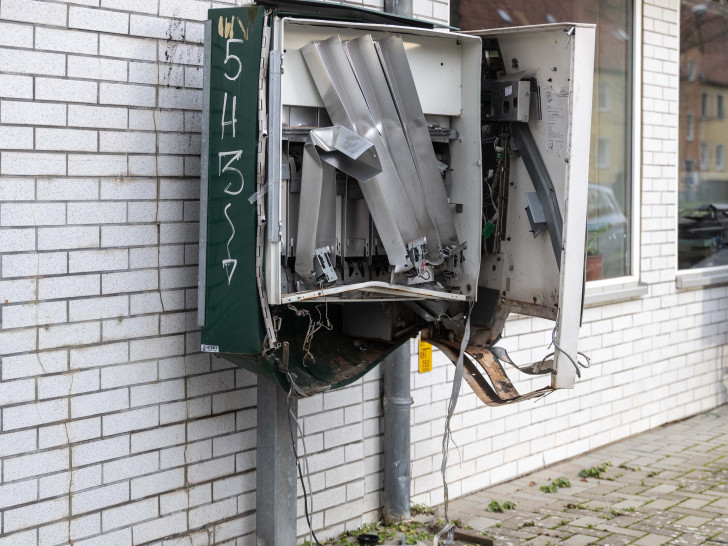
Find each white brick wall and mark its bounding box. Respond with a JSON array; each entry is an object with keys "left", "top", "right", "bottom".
[{"left": 1, "top": 0, "right": 724, "bottom": 544}]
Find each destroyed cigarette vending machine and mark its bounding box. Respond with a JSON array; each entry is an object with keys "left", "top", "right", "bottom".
[{"left": 198, "top": 0, "right": 596, "bottom": 405}]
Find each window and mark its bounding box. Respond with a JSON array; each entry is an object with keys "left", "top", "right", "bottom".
[
  {"left": 451, "top": 0, "right": 636, "bottom": 280},
  {"left": 598, "top": 138, "right": 611, "bottom": 168},
  {"left": 717, "top": 145, "right": 725, "bottom": 171},
  {"left": 689, "top": 59, "right": 697, "bottom": 82},
  {"left": 679, "top": 1, "right": 728, "bottom": 270},
  {"left": 599, "top": 82, "right": 611, "bottom": 111},
  {"left": 700, "top": 143, "right": 708, "bottom": 171},
  {"left": 718, "top": 94, "right": 725, "bottom": 120}
]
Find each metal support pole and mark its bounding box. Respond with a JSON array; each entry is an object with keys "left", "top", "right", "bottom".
[
  {"left": 384, "top": 0, "right": 413, "bottom": 18},
  {"left": 256, "top": 377, "right": 298, "bottom": 545},
  {"left": 383, "top": 341, "right": 413, "bottom": 524}
]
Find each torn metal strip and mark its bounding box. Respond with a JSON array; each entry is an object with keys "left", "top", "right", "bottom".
[
  {"left": 344, "top": 34, "right": 444, "bottom": 265},
  {"left": 295, "top": 126, "right": 382, "bottom": 287},
  {"left": 301, "top": 36, "right": 422, "bottom": 272},
  {"left": 375, "top": 35, "right": 459, "bottom": 248}
]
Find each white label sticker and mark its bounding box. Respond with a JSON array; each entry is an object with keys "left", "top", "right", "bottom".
[
  {"left": 201, "top": 344, "right": 220, "bottom": 353},
  {"left": 505, "top": 85, "right": 513, "bottom": 97}
]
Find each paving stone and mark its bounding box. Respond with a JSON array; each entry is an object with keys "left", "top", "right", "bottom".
[{"left": 673, "top": 514, "right": 711, "bottom": 528}]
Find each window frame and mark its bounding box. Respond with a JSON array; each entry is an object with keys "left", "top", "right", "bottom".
[
  {"left": 718, "top": 94, "right": 725, "bottom": 120},
  {"left": 586, "top": 0, "right": 642, "bottom": 290},
  {"left": 717, "top": 144, "right": 725, "bottom": 171},
  {"left": 687, "top": 112, "right": 694, "bottom": 141}
]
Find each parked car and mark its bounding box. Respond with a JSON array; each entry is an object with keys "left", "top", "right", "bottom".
[
  {"left": 587, "top": 184, "right": 628, "bottom": 279},
  {"left": 678, "top": 203, "right": 728, "bottom": 268}
]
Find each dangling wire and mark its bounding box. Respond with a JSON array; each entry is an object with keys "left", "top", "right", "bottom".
[
  {"left": 286, "top": 374, "right": 322, "bottom": 546},
  {"left": 543, "top": 316, "right": 591, "bottom": 378}
]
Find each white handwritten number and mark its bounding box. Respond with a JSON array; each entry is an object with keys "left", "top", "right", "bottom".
[
  {"left": 218, "top": 151, "right": 244, "bottom": 195},
  {"left": 222, "top": 203, "right": 238, "bottom": 285},
  {"left": 221, "top": 92, "right": 237, "bottom": 139},
  {"left": 224, "top": 39, "right": 243, "bottom": 81}
]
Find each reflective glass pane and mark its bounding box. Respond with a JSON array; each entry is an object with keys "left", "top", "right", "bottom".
[
  {"left": 452, "top": 0, "right": 634, "bottom": 279},
  {"left": 679, "top": 0, "right": 728, "bottom": 269}
]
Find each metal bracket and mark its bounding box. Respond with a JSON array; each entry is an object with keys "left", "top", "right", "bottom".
[
  {"left": 314, "top": 246, "right": 338, "bottom": 283},
  {"left": 406, "top": 237, "right": 428, "bottom": 273},
  {"left": 511, "top": 123, "right": 564, "bottom": 269}
]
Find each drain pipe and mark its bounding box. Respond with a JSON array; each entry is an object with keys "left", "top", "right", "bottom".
[
  {"left": 382, "top": 341, "right": 413, "bottom": 524},
  {"left": 381, "top": 0, "right": 414, "bottom": 525}
]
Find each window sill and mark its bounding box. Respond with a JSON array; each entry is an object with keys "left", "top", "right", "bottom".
[
  {"left": 584, "top": 280, "right": 648, "bottom": 307},
  {"left": 676, "top": 267, "right": 728, "bottom": 289}
]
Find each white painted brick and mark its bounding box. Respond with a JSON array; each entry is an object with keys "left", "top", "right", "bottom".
[
  {"left": 70, "top": 295, "right": 129, "bottom": 322},
  {"left": 36, "top": 27, "right": 98, "bottom": 54},
  {"left": 0, "top": 179, "right": 36, "bottom": 204},
  {"left": 103, "top": 451, "right": 158, "bottom": 484},
  {"left": 36, "top": 128, "right": 98, "bottom": 152},
  {"left": 35, "top": 78, "right": 97, "bottom": 102},
  {"left": 4, "top": 497, "right": 69, "bottom": 533},
  {"left": 72, "top": 482, "right": 129, "bottom": 515},
  {"left": 132, "top": 512, "right": 187, "bottom": 544},
  {"left": 1, "top": 152, "right": 66, "bottom": 176},
  {"left": 68, "top": 154, "right": 128, "bottom": 176},
  {"left": 71, "top": 342, "right": 129, "bottom": 369},
  {"left": 0, "top": 126, "right": 33, "bottom": 149},
  {"left": 99, "top": 35, "right": 156, "bottom": 61},
  {"left": 0, "top": 47, "right": 65, "bottom": 76},
  {"left": 130, "top": 14, "right": 185, "bottom": 40},
  {"left": 102, "top": 269, "right": 158, "bottom": 294},
  {"left": 101, "top": 225, "right": 158, "bottom": 247},
  {"left": 1, "top": 202, "right": 65, "bottom": 226},
  {"left": 1, "top": 99, "right": 67, "bottom": 126},
  {"left": 131, "top": 468, "right": 184, "bottom": 499},
  {"left": 100, "top": 130, "right": 156, "bottom": 153},
  {"left": 4, "top": 447, "right": 69, "bottom": 481},
  {"left": 130, "top": 378, "right": 185, "bottom": 408},
  {"left": 69, "top": 249, "right": 128, "bottom": 273},
  {"left": 75, "top": 528, "right": 130, "bottom": 546},
  {"left": 130, "top": 423, "right": 184, "bottom": 453},
  {"left": 68, "top": 202, "right": 127, "bottom": 225},
  {"left": 0, "top": 479, "right": 37, "bottom": 510},
  {"left": 0, "top": 228, "right": 35, "bottom": 251},
  {"left": 0, "top": 0, "right": 68, "bottom": 26},
  {"left": 189, "top": 498, "right": 237, "bottom": 529},
  {"left": 39, "top": 321, "right": 101, "bottom": 350},
  {"left": 158, "top": 87, "right": 202, "bottom": 110},
  {"left": 69, "top": 6, "right": 129, "bottom": 34},
  {"left": 3, "top": 399, "right": 68, "bottom": 430},
  {"left": 0, "top": 21, "right": 33, "bottom": 47},
  {"left": 2, "top": 350, "right": 67, "bottom": 380},
  {"left": 38, "top": 226, "right": 99, "bottom": 250},
  {"left": 37, "top": 178, "right": 99, "bottom": 201},
  {"left": 39, "top": 418, "right": 101, "bottom": 449},
  {"left": 38, "top": 369, "right": 99, "bottom": 399},
  {"left": 188, "top": 455, "right": 235, "bottom": 484},
  {"left": 0, "top": 74, "right": 33, "bottom": 98},
  {"left": 103, "top": 405, "right": 158, "bottom": 436},
  {"left": 101, "top": 0, "right": 157, "bottom": 14},
  {"left": 69, "top": 55, "right": 128, "bottom": 82},
  {"left": 2, "top": 301, "right": 66, "bottom": 328},
  {"left": 68, "top": 105, "right": 128, "bottom": 129},
  {"left": 0, "top": 378, "right": 35, "bottom": 406},
  {"left": 100, "top": 178, "right": 156, "bottom": 200},
  {"left": 128, "top": 61, "right": 158, "bottom": 84},
  {"left": 72, "top": 388, "right": 129, "bottom": 419},
  {"left": 73, "top": 435, "right": 130, "bottom": 467},
  {"left": 102, "top": 498, "right": 158, "bottom": 532},
  {"left": 38, "top": 466, "right": 101, "bottom": 498},
  {"left": 103, "top": 315, "right": 158, "bottom": 341},
  {"left": 39, "top": 274, "right": 100, "bottom": 300}
]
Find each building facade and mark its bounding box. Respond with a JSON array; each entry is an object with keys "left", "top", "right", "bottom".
[{"left": 0, "top": 0, "right": 725, "bottom": 544}]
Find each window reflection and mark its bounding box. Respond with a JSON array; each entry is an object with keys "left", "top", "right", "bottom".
[
  {"left": 451, "top": 0, "right": 634, "bottom": 279},
  {"left": 679, "top": 0, "right": 728, "bottom": 269}
]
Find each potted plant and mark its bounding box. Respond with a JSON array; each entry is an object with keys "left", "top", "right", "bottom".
[{"left": 586, "top": 224, "right": 611, "bottom": 281}]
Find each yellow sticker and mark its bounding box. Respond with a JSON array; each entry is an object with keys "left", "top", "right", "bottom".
[{"left": 418, "top": 340, "right": 432, "bottom": 373}]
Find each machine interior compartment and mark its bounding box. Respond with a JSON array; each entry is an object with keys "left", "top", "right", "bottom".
[{"left": 265, "top": 19, "right": 483, "bottom": 305}]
